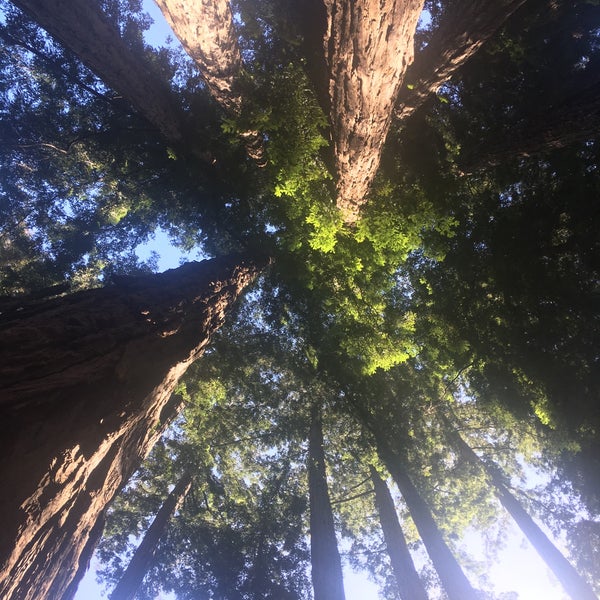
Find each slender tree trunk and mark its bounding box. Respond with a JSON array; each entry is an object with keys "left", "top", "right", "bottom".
[
  {"left": 11, "top": 0, "right": 188, "bottom": 147},
  {"left": 153, "top": 0, "right": 266, "bottom": 165},
  {"left": 395, "top": 0, "right": 528, "bottom": 121},
  {"left": 439, "top": 411, "right": 599, "bottom": 600},
  {"left": 308, "top": 404, "right": 346, "bottom": 600},
  {"left": 0, "top": 254, "right": 266, "bottom": 600},
  {"left": 323, "top": 0, "right": 425, "bottom": 223},
  {"left": 110, "top": 470, "right": 194, "bottom": 600},
  {"left": 369, "top": 466, "right": 429, "bottom": 600},
  {"left": 376, "top": 443, "right": 478, "bottom": 600}
]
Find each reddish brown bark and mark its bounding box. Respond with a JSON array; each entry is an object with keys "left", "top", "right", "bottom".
[
  {"left": 395, "top": 0, "right": 528, "bottom": 122},
  {"left": 0, "top": 254, "right": 266, "bottom": 600},
  {"left": 154, "top": 0, "right": 266, "bottom": 165},
  {"left": 323, "top": 0, "right": 425, "bottom": 223},
  {"left": 11, "top": 0, "right": 188, "bottom": 147}
]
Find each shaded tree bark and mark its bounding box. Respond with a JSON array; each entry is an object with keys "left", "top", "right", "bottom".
[
  {"left": 308, "top": 404, "right": 346, "bottom": 600},
  {"left": 323, "top": 0, "right": 425, "bottom": 223},
  {"left": 459, "top": 78, "right": 600, "bottom": 172},
  {"left": 382, "top": 453, "right": 479, "bottom": 600},
  {"left": 369, "top": 465, "right": 429, "bottom": 600},
  {"left": 11, "top": 0, "right": 188, "bottom": 148},
  {"left": 0, "top": 254, "right": 267, "bottom": 600},
  {"left": 110, "top": 470, "right": 194, "bottom": 600},
  {"left": 439, "top": 410, "right": 599, "bottom": 600},
  {"left": 154, "top": 0, "right": 267, "bottom": 165},
  {"left": 395, "top": 0, "right": 528, "bottom": 121}
]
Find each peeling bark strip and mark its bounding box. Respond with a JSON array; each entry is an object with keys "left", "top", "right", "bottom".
[
  {"left": 0, "top": 255, "right": 266, "bottom": 600},
  {"left": 154, "top": 0, "right": 267, "bottom": 165},
  {"left": 323, "top": 0, "right": 425, "bottom": 223},
  {"left": 12, "top": 0, "right": 187, "bottom": 146},
  {"left": 395, "top": 0, "right": 528, "bottom": 121}
]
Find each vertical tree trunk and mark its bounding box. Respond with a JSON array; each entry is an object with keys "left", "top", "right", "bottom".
[
  {"left": 369, "top": 465, "right": 429, "bottom": 600},
  {"left": 11, "top": 0, "right": 188, "bottom": 147},
  {"left": 377, "top": 444, "right": 479, "bottom": 600},
  {"left": 323, "top": 0, "right": 425, "bottom": 223},
  {"left": 153, "top": 0, "right": 267, "bottom": 165},
  {"left": 308, "top": 404, "right": 346, "bottom": 600},
  {"left": 439, "top": 410, "right": 599, "bottom": 600},
  {"left": 110, "top": 470, "right": 193, "bottom": 600},
  {"left": 0, "top": 254, "right": 266, "bottom": 600}
]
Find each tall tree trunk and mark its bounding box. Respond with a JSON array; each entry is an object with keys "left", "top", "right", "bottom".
[
  {"left": 0, "top": 254, "right": 267, "bottom": 600},
  {"left": 376, "top": 443, "right": 479, "bottom": 600},
  {"left": 395, "top": 0, "right": 528, "bottom": 122},
  {"left": 439, "top": 410, "right": 599, "bottom": 600},
  {"left": 323, "top": 0, "right": 425, "bottom": 223},
  {"left": 308, "top": 404, "right": 346, "bottom": 600},
  {"left": 11, "top": 0, "right": 188, "bottom": 148},
  {"left": 110, "top": 470, "right": 194, "bottom": 600},
  {"left": 153, "top": 0, "right": 266, "bottom": 165},
  {"left": 369, "top": 465, "right": 429, "bottom": 600}
]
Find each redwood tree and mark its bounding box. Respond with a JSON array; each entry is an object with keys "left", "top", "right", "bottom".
[{"left": 0, "top": 254, "right": 266, "bottom": 600}]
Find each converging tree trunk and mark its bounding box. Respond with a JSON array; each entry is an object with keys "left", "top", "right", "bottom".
[
  {"left": 395, "top": 0, "right": 528, "bottom": 121},
  {"left": 438, "top": 410, "right": 599, "bottom": 600},
  {"left": 110, "top": 470, "right": 194, "bottom": 600},
  {"left": 308, "top": 404, "right": 346, "bottom": 600},
  {"left": 369, "top": 465, "right": 429, "bottom": 600},
  {"left": 154, "top": 0, "right": 267, "bottom": 165},
  {"left": 0, "top": 254, "right": 266, "bottom": 600},
  {"left": 11, "top": 0, "right": 188, "bottom": 147},
  {"left": 375, "top": 442, "right": 479, "bottom": 600},
  {"left": 323, "top": 0, "right": 424, "bottom": 223}
]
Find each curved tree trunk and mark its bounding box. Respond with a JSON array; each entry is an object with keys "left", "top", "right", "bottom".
[
  {"left": 154, "top": 0, "right": 267, "bottom": 165},
  {"left": 439, "top": 410, "right": 599, "bottom": 600},
  {"left": 323, "top": 0, "right": 425, "bottom": 223},
  {"left": 395, "top": 0, "right": 528, "bottom": 122},
  {"left": 11, "top": 0, "right": 188, "bottom": 147},
  {"left": 0, "top": 254, "right": 266, "bottom": 600},
  {"left": 369, "top": 465, "right": 429, "bottom": 600},
  {"left": 110, "top": 470, "right": 194, "bottom": 600},
  {"left": 308, "top": 404, "right": 346, "bottom": 600}
]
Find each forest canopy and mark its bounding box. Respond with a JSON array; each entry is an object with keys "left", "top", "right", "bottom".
[{"left": 0, "top": 0, "right": 599, "bottom": 599}]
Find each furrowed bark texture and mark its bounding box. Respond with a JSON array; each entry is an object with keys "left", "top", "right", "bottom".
[
  {"left": 323, "top": 0, "right": 424, "bottom": 223},
  {"left": 12, "top": 0, "right": 187, "bottom": 146},
  {"left": 0, "top": 254, "right": 265, "bottom": 600},
  {"left": 395, "top": 0, "right": 528, "bottom": 121},
  {"left": 154, "top": 0, "right": 266, "bottom": 165},
  {"left": 308, "top": 405, "right": 346, "bottom": 600},
  {"left": 369, "top": 466, "right": 429, "bottom": 600},
  {"left": 110, "top": 470, "right": 194, "bottom": 600},
  {"left": 440, "top": 412, "right": 599, "bottom": 600}
]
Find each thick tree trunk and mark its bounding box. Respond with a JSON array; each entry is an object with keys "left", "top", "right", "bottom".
[
  {"left": 308, "top": 404, "right": 346, "bottom": 600},
  {"left": 377, "top": 444, "right": 478, "bottom": 600},
  {"left": 369, "top": 465, "right": 429, "bottom": 600},
  {"left": 0, "top": 254, "right": 266, "bottom": 600},
  {"left": 154, "top": 0, "right": 266, "bottom": 165},
  {"left": 440, "top": 411, "right": 599, "bottom": 600},
  {"left": 323, "top": 0, "right": 425, "bottom": 223},
  {"left": 11, "top": 0, "right": 188, "bottom": 148},
  {"left": 395, "top": 0, "right": 528, "bottom": 122},
  {"left": 110, "top": 470, "right": 194, "bottom": 600}
]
